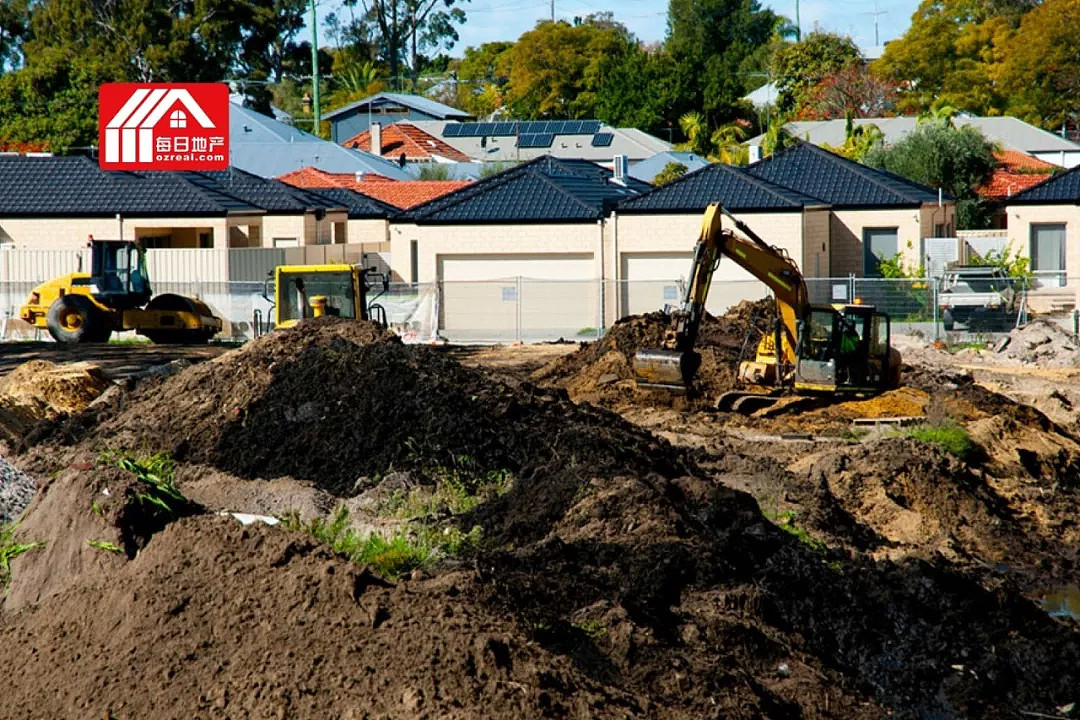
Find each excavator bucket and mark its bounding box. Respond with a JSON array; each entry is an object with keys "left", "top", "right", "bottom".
[{"left": 632, "top": 349, "right": 700, "bottom": 392}]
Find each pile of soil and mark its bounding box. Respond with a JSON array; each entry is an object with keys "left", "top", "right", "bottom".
[
  {"left": 22, "top": 316, "right": 684, "bottom": 498},
  {"left": 532, "top": 299, "right": 774, "bottom": 407},
  {"left": 0, "top": 360, "right": 110, "bottom": 445},
  {"left": 5, "top": 316, "right": 1080, "bottom": 719},
  {"left": 996, "top": 319, "right": 1080, "bottom": 367}
]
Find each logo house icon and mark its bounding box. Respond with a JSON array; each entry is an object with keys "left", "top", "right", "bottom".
[{"left": 104, "top": 88, "right": 215, "bottom": 164}]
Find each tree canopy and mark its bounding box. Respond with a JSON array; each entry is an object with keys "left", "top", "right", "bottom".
[
  {"left": 864, "top": 121, "right": 997, "bottom": 229},
  {"left": 771, "top": 32, "right": 860, "bottom": 113}
]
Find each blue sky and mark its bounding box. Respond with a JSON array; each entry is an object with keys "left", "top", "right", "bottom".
[{"left": 318, "top": 0, "right": 921, "bottom": 56}]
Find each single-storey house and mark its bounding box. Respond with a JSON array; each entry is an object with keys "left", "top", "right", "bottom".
[
  {"left": 230, "top": 101, "right": 411, "bottom": 180},
  {"left": 324, "top": 93, "right": 473, "bottom": 145},
  {"left": 391, "top": 155, "right": 649, "bottom": 339},
  {"left": 742, "top": 143, "right": 954, "bottom": 276},
  {"left": 1002, "top": 165, "right": 1080, "bottom": 291},
  {"left": 614, "top": 163, "right": 828, "bottom": 316},
  {"left": 0, "top": 156, "right": 267, "bottom": 253},
  {"left": 746, "top": 116, "right": 1080, "bottom": 169}
]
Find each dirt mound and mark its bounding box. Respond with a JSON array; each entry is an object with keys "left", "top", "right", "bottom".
[
  {"left": 533, "top": 299, "right": 773, "bottom": 406},
  {"left": 23, "top": 317, "right": 683, "bottom": 498},
  {"left": 0, "top": 515, "right": 644, "bottom": 719},
  {"left": 996, "top": 319, "right": 1080, "bottom": 367},
  {"left": 0, "top": 360, "right": 111, "bottom": 444}
]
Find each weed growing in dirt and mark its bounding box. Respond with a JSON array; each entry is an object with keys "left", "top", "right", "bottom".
[
  {"left": 86, "top": 540, "right": 123, "bottom": 554},
  {"left": 902, "top": 423, "right": 975, "bottom": 461},
  {"left": 0, "top": 522, "right": 45, "bottom": 590},
  {"left": 947, "top": 340, "right": 990, "bottom": 354},
  {"left": 380, "top": 465, "right": 513, "bottom": 519},
  {"left": 575, "top": 619, "right": 607, "bottom": 640},
  {"left": 768, "top": 510, "right": 828, "bottom": 554},
  {"left": 101, "top": 451, "right": 187, "bottom": 522},
  {"left": 281, "top": 506, "right": 482, "bottom": 579}
]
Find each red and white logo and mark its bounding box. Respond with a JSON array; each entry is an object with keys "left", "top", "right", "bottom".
[{"left": 99, "top": 83, "right": 229, "bottom": 171}]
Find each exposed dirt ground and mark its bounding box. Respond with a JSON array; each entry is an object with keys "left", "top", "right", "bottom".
[{"left": 1, "top": 313, "right": 1078, "bottom": 719}]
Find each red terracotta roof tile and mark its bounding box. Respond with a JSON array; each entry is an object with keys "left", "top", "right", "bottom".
[
  {"left": 278, "top": 166, "right": 470, "bottom": 209},
  {"left": 342, "top": 122, "right": 472, "bottom": 163},
  {"left": 977, "top": 151, "right": 1057, "bottom": 200}
]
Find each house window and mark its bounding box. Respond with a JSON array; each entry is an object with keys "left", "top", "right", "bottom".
[
  {"left": 1031, "top": 223, "right": 1066, "bottom": 287},
  {"left": 198, "top": 232, "right": 212, "bottom": 249},
  {"left": 170, "top": 110, "right": 187, "bottom": 128},
  {"left": 410, "top": 240, "right": 419, "bottom": 283},
  {"left": 934, "top": 224, "right": 946, "bottom": 238},
  {"left": 863, "top": 227, "right": 899, "bottom": 277}
]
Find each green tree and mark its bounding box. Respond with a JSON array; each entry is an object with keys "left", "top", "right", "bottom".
[
  {"left": 873, "top": 0, "right": 1020, "bottom": 115},
  {"left": 653, "top": 161, "right": 689, "bottom": 185},
  {"left": 339, "top": 0, "right": 468, "bottom": 90},
  {"left": 506, "top": 18, "right": 634, "bottom": 119},
  {"left": 666, "top": 0, "right": 778, "bottom": 122},
  {"left": 823, "top": 114, "right": 884, "bottom": 161},
  {"left": 993, "top": 0, "right": 1080, "bottom": 129},
  {"left": 0, "top": 0, "right": 289, "bottom": 148},
  {"left": 453, "top": 41, "right": 513, "bottom": 116},
  {"left": 771, "top": 31, "right": 860, "bottom": 113},
  {"left": 0, "top": 0, "right": 30, "bottom": 72},
  {"left": 593, "top": 44, "right": 680, "bottom": 136},
  {"left": 864, "top": 122, "right": 997, "bottom": 229}
]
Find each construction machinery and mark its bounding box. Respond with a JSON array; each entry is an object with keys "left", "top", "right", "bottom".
[
  {"left": 19, "top": 239, "right": 222, "bottom": 344},
  {"left": 633, "top": 204, "right": 901, "bottom": 413},
  {"left": 260, "top": 263, "right": 389, "bottom": 332}
]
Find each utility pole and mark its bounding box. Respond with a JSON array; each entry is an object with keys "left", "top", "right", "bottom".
[
  {"left": 310, "top": 0, "right": 320, "bottom": 136},
  {"left": 794, "top": 0, "right": 800, "bottom": 41},
  {"left": 550, "top": 0, "right": 554, "bottom": 22},
  {"left": 864, "top": 0, "right": 886, "bottom": 46}
]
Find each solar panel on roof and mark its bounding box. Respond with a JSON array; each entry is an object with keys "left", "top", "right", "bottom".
[
  {"left": 443, "top": 124, "right": 462, "bottom": 137},
  {"left": 591, "top": 132, "right": 614, "bottom": 147},
  {"left": 543, "top": 121, "right": 562, "bottom": 135},
  {"left": 493, "top": 122, "right": 515, "bottom": 136},
  {"left": 517, "top": 121, "right": 538, "bottom": 134},
  {"left": 517, "top": 132, "right": 555, "bottom": 148},
  {"left": 580, "top": 120, "right": 601, "bottom": 134},
  {"left": 475, "top": 122, "right": 495, "bottom": 136},
  {"left": 562, "top": 120, "right": 583, "bottom": 134}
]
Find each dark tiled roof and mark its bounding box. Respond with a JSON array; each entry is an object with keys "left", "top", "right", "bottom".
[
  {"left": 182, "top": 168, "right": 347, "bottom": 214},
  {"left": 745, "top": 142, "right": 948, "bottom": 208},
  {"left": 617, "top": 163, "right": 820, "bottom": 213},
  {"left": 0, "top": 156, "right": 264, "bottom": 216},
  {"left": 1004, "top": 163, "right": 1080, "bottom": 204},
  {"left": 306, "top": 187, "right": 399, "bottom": 218},
  {"left": 405, "top": 156, "right": 650, "bottom": 224}
]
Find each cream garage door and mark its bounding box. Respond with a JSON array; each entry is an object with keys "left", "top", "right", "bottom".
[
  {"left": 438, "top": 253, "right": 596, "bottom": 340},
  {"left": 620, "top": 252, "right": 770, "bottom": 319}
]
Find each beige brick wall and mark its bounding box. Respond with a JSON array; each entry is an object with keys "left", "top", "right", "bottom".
[
  {"left": 348, "top": 218, "right": 390, "bottom": 254},
  {"left": 1005, "top": 204, "right": 1080, "bottom": 304},
  {"left": 0, "top": 216, "right": 230, "bottom": 249},
  {"left": 919, "top": 202, "right": 956, "bottom": 244},
  {"left": 613, "top": 211, "right": 805, "bottom": 281},
  {"left": 389, "top": 221, "right": 604, "bottom": 283},
  {"left": 802, "top": 206, "right": 831, "bottom": 277},
  {"left": 262, "top": 216, "right": 307, "bottom": 248},
  {"left": 830, "top": 207, "right": 923, "bottom": 276}
]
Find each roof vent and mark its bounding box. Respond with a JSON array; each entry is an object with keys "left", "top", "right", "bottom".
[
  {"left": 749, "top": 145, "right": 762, "bottom": 163},
  {"left": 612, "top": 154, "right": 629, "bottom": 184},
  {"left": 355, "top": 171, "right": 364, "bottom": 183}
]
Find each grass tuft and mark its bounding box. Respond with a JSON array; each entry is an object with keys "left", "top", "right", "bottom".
[
  {"left": 86, "top": 539, "right": 124, "bottom": 554},
  {"left": 281, "top": 506, "right": 482, "bottom": 579},
  {"left": 101, "top": 450, "right": 187, "bottom": 522},
  {"left": 902, "top": 422, "right": 976, "bottom": 461},
  {"left": 1, "top": 522, "right": 46, "bottom": 590}
]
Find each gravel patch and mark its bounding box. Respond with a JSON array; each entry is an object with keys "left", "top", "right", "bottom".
[{"left": 0, "top": 457, "right": 35, "bottom": 525}]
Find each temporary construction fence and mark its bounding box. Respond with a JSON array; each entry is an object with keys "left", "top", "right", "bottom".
[{"left": 1, "top": 276, "right": 1077, "bottom": 345}]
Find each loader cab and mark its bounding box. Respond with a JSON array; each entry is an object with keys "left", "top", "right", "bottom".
[
  {"left": 796, "top": 304, "right": 891, "bottom": 392},
  {"left": 271, "top": 264, "right": 390, "bottom": 330},
  {"left": 90, "top": 240, "right": 152, "bottom": 310}
]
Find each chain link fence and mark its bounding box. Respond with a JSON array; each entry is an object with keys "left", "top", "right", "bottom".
[{"left": 0, "top": 277, "right": 1076, "bottom": 345}]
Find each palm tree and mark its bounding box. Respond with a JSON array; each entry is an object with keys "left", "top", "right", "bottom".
[
  {"left": 675, "top": 111, "right": 711, "bottom": 156},
  {"left": 709, "top": 124, "right": 750, "bottom": 164}
]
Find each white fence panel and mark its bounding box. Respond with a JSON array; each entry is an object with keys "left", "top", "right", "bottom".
[
  {"left": 146, "top": 248, "right": 229, "bottom": 283},
  {"left": 0, "top": 249, "right": 90, "bottom": 284}
]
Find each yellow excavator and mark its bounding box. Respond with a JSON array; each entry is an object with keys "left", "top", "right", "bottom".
[
  {"left": 633, "top": 203, "right": 901, "bottom": 413},
  {"left": 259, "top": 263, "right": 389, "bottom": 332},
  {"left": 19, "top": 239, "right": 221, "bottom": 344}
]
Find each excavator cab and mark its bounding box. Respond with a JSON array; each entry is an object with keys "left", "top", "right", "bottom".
[{"left": 794, "top": 305, "right": 893, "bottom": 393}]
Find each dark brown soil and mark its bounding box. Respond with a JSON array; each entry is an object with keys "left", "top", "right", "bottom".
[
  {"left": 4, "top": 317, "right": 1080, "bottom": 720},
  {"left": 532, "top": 300, "right": 774, "bottom": 407}
]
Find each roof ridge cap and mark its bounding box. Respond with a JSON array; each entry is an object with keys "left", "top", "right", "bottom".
[
  {"left": 407, "top": 156, "right": 547, "bottom": 216},
  {"left": 801, "top": 143, "right": 930, "bottom": 202}
]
